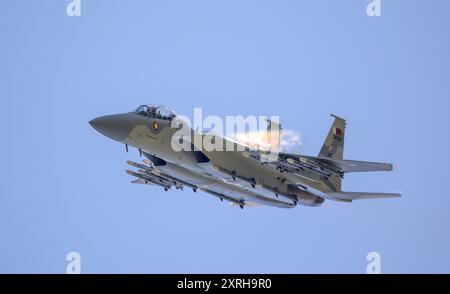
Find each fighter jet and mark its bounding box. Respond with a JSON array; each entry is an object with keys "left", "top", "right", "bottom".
[{"left": 89, "top": 104, "right": 400, "bottom": 209}]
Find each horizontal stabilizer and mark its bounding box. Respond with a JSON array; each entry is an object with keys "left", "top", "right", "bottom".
[
  {"left": 327, "top": 191, "right": 401, "bottom": 201},
  {"left": 304, "top": 156, "right": 394, "bottom": 173}
]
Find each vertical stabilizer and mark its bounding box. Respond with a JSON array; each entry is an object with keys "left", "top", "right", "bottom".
[
  {"left": 319, "top": 114, "right": 346, "bottom": 191},
  {"left": 319, "top": 114, "right": 346, "bottom": 160}
]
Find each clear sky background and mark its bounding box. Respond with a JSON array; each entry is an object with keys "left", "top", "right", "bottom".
[{"left": 1, "top": 0, "right": 449, "bottom": 273}]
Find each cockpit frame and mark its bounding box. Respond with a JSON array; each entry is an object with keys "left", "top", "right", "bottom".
[{"left": 135, "top": 104, "right": 177, "bottom": 121}]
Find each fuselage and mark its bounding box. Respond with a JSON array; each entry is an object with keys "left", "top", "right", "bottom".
[{"left": 89, "top": 105, "right": 327, "bottom": 208}]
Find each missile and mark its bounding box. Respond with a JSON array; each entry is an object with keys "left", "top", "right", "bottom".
[
  {"left": 126, "top": 170, "right": 172, "bottom": 189},
  {"left": 127, "top": 160, "right": 154, "bottom": 171},
  {"left": 287, "top": 157, "right": 343, "bottom": 178},
  {"left": 127, "top": 161, "right": 198, "bottom": 192},
  {"left": 152, "top": 169, "right": 198, "bottom": 191},
  {"left": 135, "top": 167, "right": 198, "bottom": 192},
  {"left": 137, "top": 169, "right": 172, "bottom": 184},
  {"left": 242, "top": 150, "right": 277, "bottom": 163},
  {"left": 242, "top": 150, "right": 343, "bottom": 179},
  {"left": 241, "top": 151, "right": 335, "bottom": 179},
  {"left": 286, "top": 158, "right": 296, "bottom": 165},
  {"left": 143, "top": 159, "right": 156, "bottom": 169},
  {"left": 273, "top": 157, "right": 340, "bottom": 179}
]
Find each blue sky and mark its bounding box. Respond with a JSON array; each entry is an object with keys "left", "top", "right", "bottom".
[{"left": 1, "top": 0, "right": 449, "bottom": 273}]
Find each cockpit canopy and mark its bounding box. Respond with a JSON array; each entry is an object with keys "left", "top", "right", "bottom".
[{"left": 134, "top": 104, "right": 177, "bottom": 121}]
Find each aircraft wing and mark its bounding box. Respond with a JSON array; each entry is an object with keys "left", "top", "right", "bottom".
[
  {"left": 249, "top": 151, "right": 394, "bottom": 177},
  {"left": 326, "top": 191, "right": 401, "bottom": 201},
  {"left": 241, "top": 150, "right": 395, "bottom": 197},
  {"left": 300, "top": 155, "right": 393, "bottom": 173},
  {"left": 201, "top": 183, "right": 295, "bottom": 209}
]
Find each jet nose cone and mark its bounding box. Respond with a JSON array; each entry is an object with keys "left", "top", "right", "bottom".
[
  {"left": 88, "top": 118, "right": 99, "bottom": 128},
  {"left": 89, "top": 114, "right": 134, "bottom": 142}
]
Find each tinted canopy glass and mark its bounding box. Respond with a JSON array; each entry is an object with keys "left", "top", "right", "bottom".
[{"left": 135, "top": 104, "right": 177, "bottom": 121}]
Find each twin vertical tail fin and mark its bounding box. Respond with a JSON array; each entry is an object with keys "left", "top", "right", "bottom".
[
  {"left": 319, "top": 114, "right": 346, "bottom": 191},
  {"left": 313, "top": 114, "right": 399, "bottom": 199},
  {"left": 319, "top": 114, "right": 346, "bottom": 160}
]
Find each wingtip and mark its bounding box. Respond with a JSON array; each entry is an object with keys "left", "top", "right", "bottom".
[
  {"left": 392, "top": 190, "right": 402, "bottom": 197},
  {"left": 385, "top": 163, "right": 394, "bottom": 171}
]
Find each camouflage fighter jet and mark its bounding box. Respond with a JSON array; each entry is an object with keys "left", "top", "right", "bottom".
[{"left": 89, "top": 104, "right": 400, "bottom": 209}]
